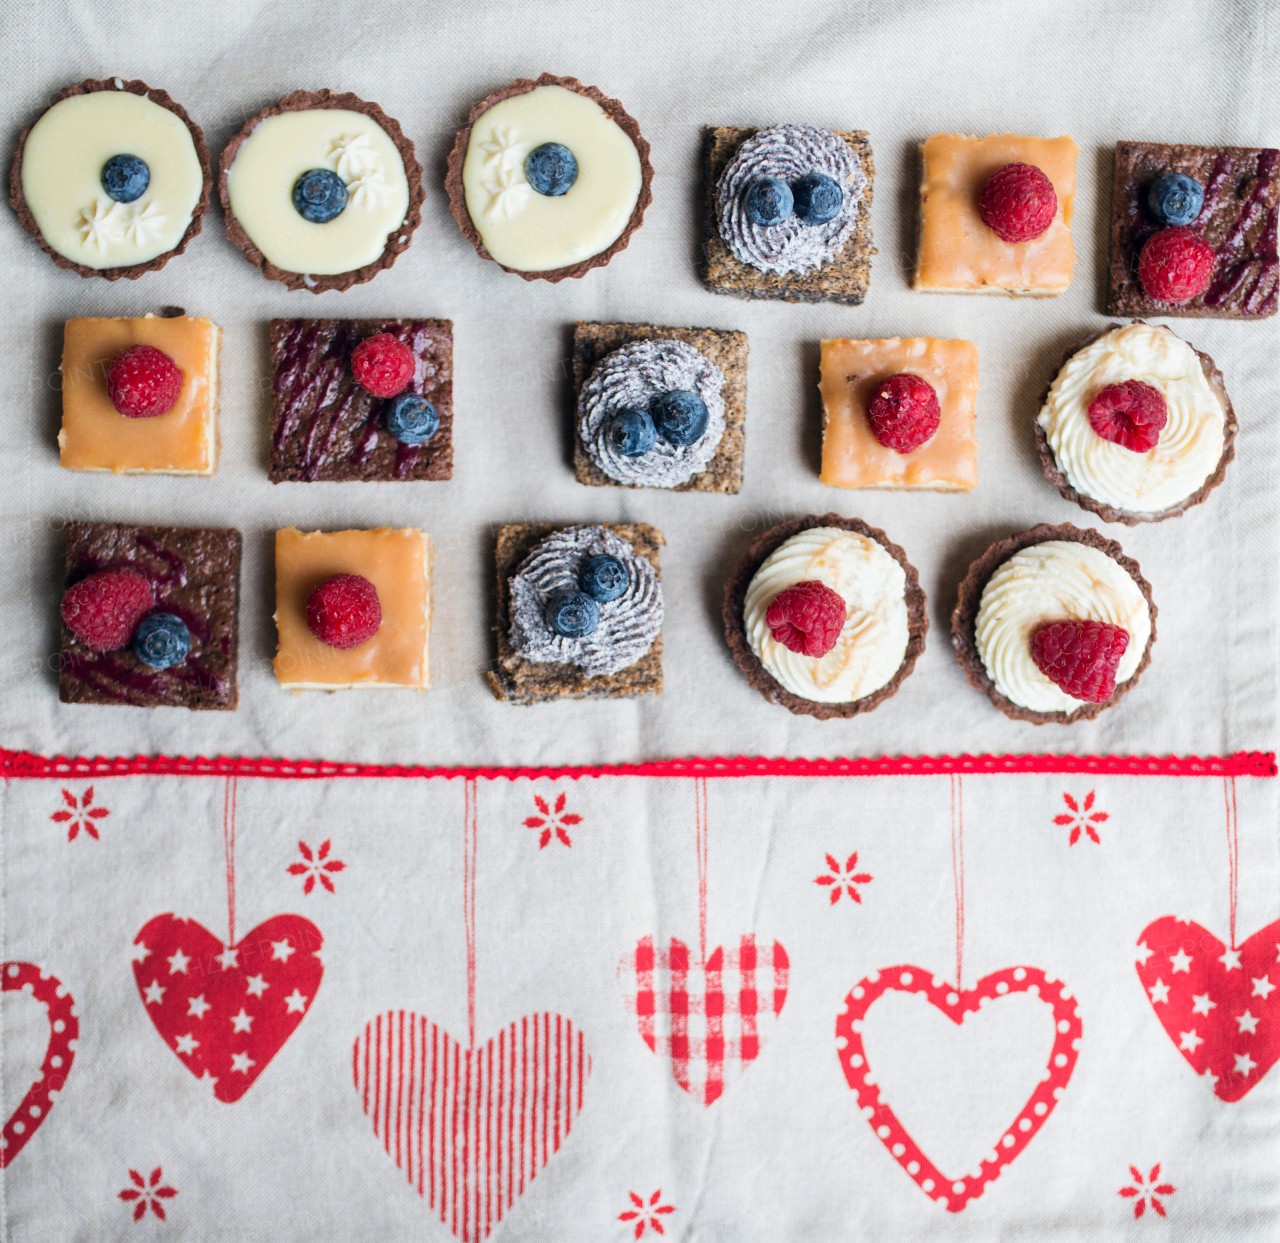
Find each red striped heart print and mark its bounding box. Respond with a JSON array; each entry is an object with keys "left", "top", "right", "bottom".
[{"left": 352, "top": 1012, "right": 590, "bottom": 1242}]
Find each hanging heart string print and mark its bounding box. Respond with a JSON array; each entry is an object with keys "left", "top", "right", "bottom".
[
  {"left": 1135, "top": 776, "right": 1279, "bottom": 1101},
  {"left": 835, "top": 775, "right": 1083, "bottom": 1213},
  {"left": 352, "top": 779, "right": 591, "bottom": 1243}
]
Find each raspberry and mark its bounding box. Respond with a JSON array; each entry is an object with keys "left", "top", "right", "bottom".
[
  {"left": 866, "top": 373, "right": 941, "bottom": 454},
  {"left": 1031, "top": 620, "right": 1130, "bottom": 704},
  {"left": 765, "top": 580, "right": 846, "bottom": 658},
  {"left": 978, "top": 162, "right": 1058, "bottom": 243},
  {"left": 1087, "top": 380, "right": 1169, "bottom": 453},
  {"left": 350, "top": 333, "right": 414, "bottom": 397},
  {"left": 1138, "top": 226, "right": 1215, "bottom": 303},
  {"left": 306, "top": 574, "right": 382, "bottom": 649},
  {"left": 61, "top": 569, "right": 155, "bottom": 651},
  {"left": 106, "top": 345, "right": 184, "bottom": 418}
]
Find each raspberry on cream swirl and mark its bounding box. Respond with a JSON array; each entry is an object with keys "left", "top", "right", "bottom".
[
  {"left": 578, "top": 340, "right": 726, "bottom": 487},
  {"left": 744, "top": 526, "right": 909, "bottom": 703},
  {"left": 510, "top": 526, "right": 662, "bottom": 676},
  {"left": 716, "top": 124, "right": 866, "bottom": 275}
]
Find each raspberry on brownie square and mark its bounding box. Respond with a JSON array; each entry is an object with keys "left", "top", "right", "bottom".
[{"left": 58, "top": 522, "right": 241, "bottom": 710}]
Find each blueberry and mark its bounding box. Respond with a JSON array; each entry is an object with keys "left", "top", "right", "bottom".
[
  {"left": 743, "top": 176, "right": 793, "bottom": 226},
  {"left": 384, "top": 394, "right": 439, "bottom": 445},
  {"left": 650, "top": 389, "right": 709, "bottom": 447},
  {"left": 607, "top": 406, "right": 657, "bottom": 457},
  {"left": 133, "top": 612, "right": 190, "bottom": 669},
  {"left": 545, "top": 590, "right": 600, "bottom": 638},
  {"left": 580, "top": 554, "right": 628, "bottom": 603},
  {"left": 101, "top": 154, "right": 150, "bottom": 203},
  {"left": 1147, "top": 172, "right": 1204, "bottom": 227},
  {"left": 292, "top": 169, "right": 348, "bottom": 223},
  {"left": 525, "top": 143, "right": 578, "bottom": 196},
  {"left": 791, "top": 171, "right": 842, "bottom": 225}
]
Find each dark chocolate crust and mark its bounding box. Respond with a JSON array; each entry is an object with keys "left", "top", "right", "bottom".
[
  {"left": 1107, "top": 141, "right": 1278, "bottom": 319},
  {"left": 722, "top": 514, "right": 926, "bottom": 719},
  {"left": 218, "top": 90, "right": 425, "bottom": 294},
  {"left": 487, "top": 522, "right": 663, "bottom": 704},
  {"left": 9, "top": 77, "right": 212, "bottom": 281},
  {"left": 269, "top": 319, "right": 453, "bottom": 482},
  {"left": 445, "top": 74, "right": 654, "bottom": 282},
  {"left": 59, "top": 522, "right": 241, "bottom": 711},
  {"left": 701, "top": 126, "right": 875, "bottom": 305},
  {"left": 572, "top": 322, "right": 746, "bottom": 494},
  {"left": 950, "top": 523, "right": 1157, "bottom": 725},
  {"left": 1034, "top": 322, "right": 1236, "bottom": 525}
]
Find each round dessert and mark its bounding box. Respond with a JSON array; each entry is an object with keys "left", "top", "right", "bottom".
[
  {"left": 9, "top": 77, "right": 211, "bottom": 279},
  {"left": 446, "top": 73, "right": 653, "bottom": 281},
  {"left": 723, "top": 515, "right": 927, "bottom": 719},
  {"left": 951, "top": 524, "right": 1157, "bottom": 725},
  {"left": 578, "top": 339, "right": 726, "bottom": 488},
  {"left": 219, "top": 89, "right": 424, "bottom": 293},
  {"left": 714, "top": 124, "right": 868, "bottom": 276},
  {"left": 1036, "top": 322, "right": 1236, "bottom": 525},
  {"left": 509, "top": 526, "right": 662, "bottom": 676}
]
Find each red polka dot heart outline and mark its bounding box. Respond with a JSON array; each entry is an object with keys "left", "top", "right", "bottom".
[
  {"left": 835, "top": 964, "right": 1082, "bottom": 1213},
  {"left": 1, "top": 961, "right": 78, "bottom": 1168}
]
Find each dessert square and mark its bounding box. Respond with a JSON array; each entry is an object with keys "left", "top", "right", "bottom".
[
  {"left": 914, "top": 133, "right": 1078, "bottom": 295},
  {"left": 269, "top": 319, "right": 453, "bottom": 482},
  {"left": 819, "top": 337, "right": 979, "bottom": 491},
  {"left": 1108, "top": 142, "right": 1278, "bottom": 319},
  {"left": 701, "top": 126, "right": 874, "bottom": 304},
  {"left": 487, "top": 522, "right": 663, "bottom": 704},
  {"left": 273, "top": 527, "right": 432, "bottom": 690},
  {"left": 59, "top": 522, "right": 241, "bottom": 710},
  {"left": 59, "top": 315, "right": 220, "bottom": 475},
  {"left": 572, "top": 322, "right": 746, "bottom": 493}
]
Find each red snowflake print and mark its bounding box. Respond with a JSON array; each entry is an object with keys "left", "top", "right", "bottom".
[
  {"left": 523, "top": 792, "right": 581, "bottom": 849},
  {"left": 814, "top": 852, "right": 873, "bottom": 905},
  {"left": 619, "top": 1189, "right": 675, "bottom": 1237},
  {"left": 118, "top": 1166, "right": 178, "bottom": 1221},
  {"left": 1054, "top": 791, "right": 1109, "bottom": 846},
  {"left": 50, "top": 787, "right": 109, "bottom": 841},
  {"left": 1118, "top": 1163, "right": 1175, "bottom": 1219},
  {"left": 286, "top": 840, "right": 346, "bottom": 894}
]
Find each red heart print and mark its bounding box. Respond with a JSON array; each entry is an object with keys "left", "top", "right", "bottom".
[
  {"left": 1, "top": 962, "right": 77, "bottom": 1168},
  {"left": 836, "top": 965, "right": 1082, "bottom": 1213},
  {"left": 1135, "top": 916, "right": 1280, "bottom": 1102},
  {"left": 619, "top": 935, "right": 790, "bottom": 1105},
  {"left": 131, "top": 913, "right": 322, "bottom": 1103},
  {"left": 353, "top": 1012, "right": 590, "bottom": 1243}
]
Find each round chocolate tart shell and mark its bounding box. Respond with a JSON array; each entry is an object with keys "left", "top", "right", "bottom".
[
  {"left": 1035, "top": 322, "right": 1237, "bottom": 526},
  {"left": 218, "top": 89, "right": 425, "bottom": 294},
  {"left": 445, "top": 73, "right": 654, "bottom": 283},
  {"left": 9, "top": 77, "right": 212, "bottom": 281},
  {"left": 950, "top": 522, "right": 1157, "bottom": 725},
  {"left": 723, "top": 513, "right": 927, "bottom": 720}
]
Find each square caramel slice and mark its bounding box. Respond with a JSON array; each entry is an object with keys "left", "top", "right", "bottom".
[
  {"left": 914, "top": 133, "right": 1078, "bottom": 296},
  {"left": 59, "top": 315, "right": 220, "bottom": 474},
  {"left": 274, "top": 527, "right": 432, "bottom": 690},
  {"left": 572, "top": 321, "right": 746, "bottom": 494},
  {"left": 820, "top": 338, "right": 979, "bottom": 491}
]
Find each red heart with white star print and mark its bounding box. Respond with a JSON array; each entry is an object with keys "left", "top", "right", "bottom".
[
  {"left": 131, "top": 914, "right": 322, "bottom": 1103},
  {"left": 1135, "top": 916, "right": 1280, "bottom": 1102},
  {"left": 835, "top": 965, "right": 1082, "bottom": 1213}
]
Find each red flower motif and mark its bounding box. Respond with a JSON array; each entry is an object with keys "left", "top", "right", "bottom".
[
  {"left": 618, "top": 1188, "right": 675, "bottom": 1237},
  {"left": 815, "top": 851, "right": 874, "bottom": 905},
  {"left": 1118, "top": 1162, "right": 1175, "bottom": 1219},
  {"left": 1054, "top": 790, "right": 1109, "bottom": 846},
  {"left": 523, "top": 792, "right": 581, "bottom": 849},
  {"left": 118, "top": 1166, "right": 178, "bottom": 1221},
  {"left": 50, "top": 787, "right": 109, "bottom": 842},
  {"left": 286, "top": 839, "right": 346, "bottom": 894}
]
